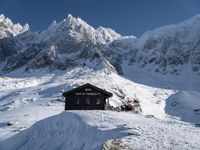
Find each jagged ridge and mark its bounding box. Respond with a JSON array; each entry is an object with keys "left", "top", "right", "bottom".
[{"left": 0, "top": 13, "right": 200, "bottom": 76}]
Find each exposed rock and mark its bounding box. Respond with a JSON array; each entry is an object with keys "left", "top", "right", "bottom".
[
  {"left": 0, "top": 37, "right": 18, "bottom": 61},
  {"left": 103, "top": 139, "right": 135, "bottom": 150}
]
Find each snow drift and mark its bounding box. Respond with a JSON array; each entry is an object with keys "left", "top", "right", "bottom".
[
  {"left": 1, "top": 112, "right": 129, "bottom": 150},
  {"left": 165, "top": 91, "right": 200, "bottom": 124}
]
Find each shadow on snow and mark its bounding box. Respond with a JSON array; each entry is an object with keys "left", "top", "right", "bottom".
[{"left": 1, "top": 112, "right": 130, "bottom": 150}]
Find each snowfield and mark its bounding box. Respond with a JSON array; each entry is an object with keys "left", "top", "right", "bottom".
[
  {"left": 0, "top": 68, "right": 200, "bottom": 150},
  {"left": 1, "top": 13, "right": 200, "bottom": 149},
  {"left": 1, "top": 109, "right": 200, "bottom": 150}
]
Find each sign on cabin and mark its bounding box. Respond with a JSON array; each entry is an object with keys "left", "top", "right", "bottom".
[{"left": 62, "top": 83, "right": 113, "bottom": 110}]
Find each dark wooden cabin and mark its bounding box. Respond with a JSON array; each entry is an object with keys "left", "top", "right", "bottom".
[{"left": 62, "top": 83, "right": 113, "bottom": 110}]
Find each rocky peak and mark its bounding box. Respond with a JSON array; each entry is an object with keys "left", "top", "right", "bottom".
[
  {"left": 0, "top": 14, "right": 29, "bottom": 39},
  {"left": 44, "top": 14, "right": 121, "bottom": 45}
]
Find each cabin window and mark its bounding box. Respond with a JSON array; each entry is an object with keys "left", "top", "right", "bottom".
[
  {"left": 85, "top": 98, "right": 90, "bottom": 104},
  {"left": 75, "top": 99, "right": 79, "bottom": 104},
  {"left": 96, "top": 98, "right": 101, "bottom": 105}
]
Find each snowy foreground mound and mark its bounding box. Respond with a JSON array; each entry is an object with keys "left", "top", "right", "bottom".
[
  {"left": 1, "top": 112, "right": 128, "bottom": 150},
  {"left": 1, "top": 111, "right": 200, "bottom": 150}
]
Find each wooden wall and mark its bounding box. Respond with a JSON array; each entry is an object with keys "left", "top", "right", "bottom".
[{"left": 65, "top": 86, "right": 107, "bottom": 110}]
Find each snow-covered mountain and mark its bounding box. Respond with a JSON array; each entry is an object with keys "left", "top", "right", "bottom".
[
  {"left": 0, "top": 14, "right": 200, "bottom": 150},
  {"left": 105, "top": 14, "right": 200, "bottom": 77},
  {"left": 1, "top": 13, "right": 200, "bottom": 77},
  {"left": 0, "top": 14, "right": 122, "bottom": 72}
]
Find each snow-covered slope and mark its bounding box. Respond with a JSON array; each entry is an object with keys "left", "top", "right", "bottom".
[
  {"left": 165, "top": 91, "right": 200, "bottom": 123},
  {"left": 1, "top": 110, "right": 200, "bottom": 150},
  {"left": 0, "top": 67, "right": 200, "bottom": 149},
  {"left": 116, "top": 14, "right": 200, "bottom": 75}
]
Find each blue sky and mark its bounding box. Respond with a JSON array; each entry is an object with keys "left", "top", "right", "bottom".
[{"left": 0, "top": 0, "right": 200, "bottom": 36}]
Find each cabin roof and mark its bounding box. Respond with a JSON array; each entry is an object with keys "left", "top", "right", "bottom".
[{"left": 62, "top": 83, "right": 113, "bottom": 97}]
